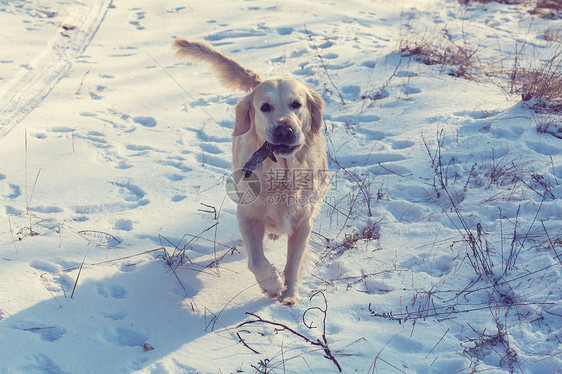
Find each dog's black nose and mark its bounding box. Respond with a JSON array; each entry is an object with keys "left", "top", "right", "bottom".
[{"left": 273, "top": 125, "right": 295, "bottom": 144}]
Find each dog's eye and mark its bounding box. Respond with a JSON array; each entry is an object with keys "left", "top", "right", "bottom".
[
  {"left": 290, "top": 101, "right": 302, "bottom": 110},
  {"left": 260, "top": 103, "right": 272, "bottom": 112}
]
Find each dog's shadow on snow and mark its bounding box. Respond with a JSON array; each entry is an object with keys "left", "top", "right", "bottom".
[{"left": 1, "top": 250, "right": 273, "bottom": 373}]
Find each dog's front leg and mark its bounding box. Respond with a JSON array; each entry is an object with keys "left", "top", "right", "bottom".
[
  {"left": 281, "top": 220, "right": 312, "bottom": 305},
  {"left": 238, "top": 214, "right": 284, "bottom": 299}
]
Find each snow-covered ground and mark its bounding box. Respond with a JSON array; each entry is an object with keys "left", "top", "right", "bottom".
[{"left": 1, "top": 0, "right": 561, "bottom": 373}]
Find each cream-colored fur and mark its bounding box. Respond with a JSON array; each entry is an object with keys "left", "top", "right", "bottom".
[{"left": 174, "top": 38, "right": 328, "bottom": 305}]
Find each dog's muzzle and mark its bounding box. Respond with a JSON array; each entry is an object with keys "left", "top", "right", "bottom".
[{"left": 271, "top": 124, "right": 300, "bottom": 156}]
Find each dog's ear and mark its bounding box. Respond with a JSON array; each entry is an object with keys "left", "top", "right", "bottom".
[
  {"left": 307, "top": 88, "right": 324, "bottom": 135},
  {"left": 232, "top": 91, "right": 255, "bottom": 137}
]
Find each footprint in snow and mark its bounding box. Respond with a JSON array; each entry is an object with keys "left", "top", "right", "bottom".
[
  {"left": 114, "top": 218, "right": 133, "bottom": 231},
  {"left": 104, "top": 311, "right": 127, "bottom": 321},
  {"left": 197, "top": 152, "right": 231, "bottom": 170},
  {"left": 453, "top": 109, "right": 501, "bottom": 119},
  {"left": 1, "top": 174, "right": 22, "bottom": 208},
  {"left": 34, "top": 260, "right": 75, "bottom": 295},
  {"left": 112, "top": 181, "right": 146, "bottom": 202},
  {"left": 391, "top": 140, "right": 415, "bottom": 150},
  {"left": 12, "top": 323, "right": 67, "bottom": 342},
  {"left": 12, "top": 354, "right": 70, "bottom": 374},
  {"left": 171, "top": 194, "right": 186, "bottom": 202},
  {"left": 3, "top": 182, "right": 21, "bottom": 199},
  {"left": 342, "top": 85, "right": 361, "bottom": 100},
  {"left": 31, "top": 260, "right": 60, "bottom": 273},
  {"left": 88, "top": 85, "right": 106, "bottom": 100},
  {"left": 396, "top": 70, "right": 418, "bottom": 78},
  {"left": 104, "top": 327, "right": 147, "bottom": 347},
  {"left": 97, "top": 284, "right": 127, "bottom": 299},
  {"left": 528, "top": 141, "right": 560, "bottom": 156},
  {"left": 129, "top": 9, "right": 145, "bottom": 30},
  {"left": 401, "top": 86, "right": 421, "bottom": 95},
  {"left": 133, "top": 116, "right": 157, "bottom": 128},
  {"left": 361, "top": 60, "right": 377, "bottom": 68},
  {"left": 389, "top": 335, "right": 424, "bottom": 353},
  {"left": 195, "top": 127, "right": 230, "bottom": 143},
  {"left": 204, "top": 28, "right": 267, "bottom": 42},
  {"left": 277, "top": 27, "right": 293, "bottom": 35},
  {"left": 199, "top": 143, "right": 223, "bottom": 155}
]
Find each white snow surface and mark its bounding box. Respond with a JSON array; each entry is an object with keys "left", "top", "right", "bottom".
[{"left": 0, "top": 0, "right": 561, "bottom": 373}]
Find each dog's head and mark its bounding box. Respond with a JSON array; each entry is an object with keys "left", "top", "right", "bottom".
[{"left": 233, "top": 78, "right": 324, "bottom": 158}]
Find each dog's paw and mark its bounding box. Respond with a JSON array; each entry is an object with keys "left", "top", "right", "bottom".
[
  {"left": 255, "top": 265, "right": 284, "bottom": 299},
  {"left": 262, "top": 287, "right": 283, "bottom": 299},
  {"left": 279, "top": 290, "right": 301, "bottom": 306}
]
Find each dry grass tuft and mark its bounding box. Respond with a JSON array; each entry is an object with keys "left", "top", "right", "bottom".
[
  {"left": 319, "top": 220, "right": 381, "bottom": 263},
  {"left": 399, "top": 27, "right": 480, "bottom": 80},
  {"left": 509, "top": 49, "right": 562, "bottom": 112},
  {"left": 544, "top": 26, "right": 562, "bottom": 43},
  {"left": 534, "top": 112, "right": 562, "bottom": 138},
  {"left": 340, "top": 221, "right": 380, "bottom": 252},
  {"left": 399, "top": 8, "right": 562, "bottom": 113},
  {"left": 531, "top": 0, "right": 562, "bottom": 19}
]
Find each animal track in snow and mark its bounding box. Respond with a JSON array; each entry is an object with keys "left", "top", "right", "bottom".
[
  {"left": 133, "top": 116, "right": 157, "bottom": 128},
  {"left": 527, "top": 141, "right": 560, "bottom": 156},
  {"left": 401, "top": 253, "right": 454, "bottom": 277},
  {"left": 204, "top": 28, "right": 267, "bottom": 41},
  {"left": 199, "top": 143, "right": 224, "bottom": 155},
  {"left": 34, "top": 260, "right": 75, "bottom": 295},
  {"left": 166, "top": 173, "right": 185, "bottom": 182},
  {"left": 277, "top": 27, "right": 293, "bottom": 35},
  {"left": 12, "top": 322, "right": 67, "bottom": 342},
  {"left": 197, "top": 153, "right": 231, "bottom": 170},
  {"left": 72, "top": 181, "right": 149, "bottom": 215},
  {"left": 126, "top": 144, "right": 159, "bottom": 153},
  {"left": 332, "top": 114, "right": 381, "bottom": 126},
  {"left": 336, "top": 153, "right": 405, "bottom": 169},
  {"left": 129, "top": 9, "right": 145, "bottom": 30},
  {"left": 104, "top": 327, "right": 147, "bottom": 347},
  {"left": 396, "top": 70, "right": 418, "bottom": 78},
  {"left": 342, "top": 85, "right": 361, "bottom": 100},
  {"left": 361, "top": 279, "right": 394, "bottom": 295},
  {"left": 385, "top": 200, "right": 426, "bottom": 223},
  {"left": 89, "top": 85, "right": 106, "bottom": 100},
  {"left": 389, "top": 335, "right": 424, "bottom": 353},
  {"left": 28, "top": 205, "right": 64, "bottom": 214},
  {"left": 31, "top": 260, "right": 60, "bottom": 273},
  {"left": 453, "top": 109, "right": 501, "bottom": 119},
  {"left": 156, "top": 158, "right": 193, "bottom": 173},
  {"left": 104, "top": 311, "right": 127, "bottom": 321},
  {"left": 391, "top": 140, "right": 415, "bottom": 150},
  {"left": 97, "top": 284, "right": 127, "bottom": 299},
  {"left": 112, "top": 181, "right": 146, "bottom": 202},
  {"left": 12, "top": 354, "right": 70, "bottom": 374},
  {"left": 361, "top": 60, "right": 377, "bottom": 68},
  {"left": 2, "top": 182, "right": 21, "bottom": 199},
  {"left": 401, "top": 86, "right": 421, "bottom": 95},
  {"left": 194, "top": 127, "right": 230, "bottom": 143},
  {"left": 114, "top": 219, "right": 133, "bottom": 231}
]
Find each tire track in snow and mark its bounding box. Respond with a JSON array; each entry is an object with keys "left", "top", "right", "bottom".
[{"left": 0, "top": 0, "right": 112, "bottom": 137}]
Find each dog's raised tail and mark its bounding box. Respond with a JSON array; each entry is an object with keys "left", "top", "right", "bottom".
[{"left": 173, "top": 38, "right": 263, "bottom": 93}]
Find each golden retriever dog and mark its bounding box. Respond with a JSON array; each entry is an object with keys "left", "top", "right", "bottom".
[{"left": 173, "top": 38, "right": 328, "bottom": 305}]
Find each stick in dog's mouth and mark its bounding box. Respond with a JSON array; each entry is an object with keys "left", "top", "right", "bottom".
[{"left": 242, "top": 142, "right": 299, "bottom": 178}]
